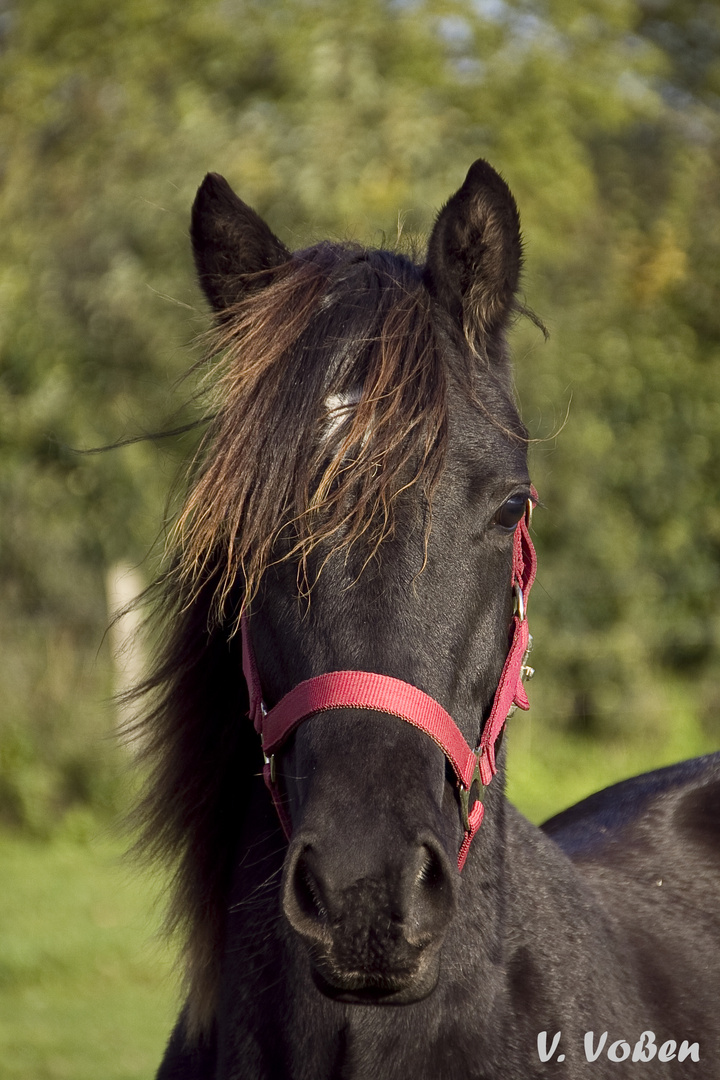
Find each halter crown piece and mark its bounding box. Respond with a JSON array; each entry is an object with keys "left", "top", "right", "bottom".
[{"left": 241, "top": 494, "right": 537, "bottom": 871}]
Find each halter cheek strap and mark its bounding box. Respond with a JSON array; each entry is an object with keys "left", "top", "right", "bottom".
[{"left": 242, "top": 495, "right": 537, "bottom": 872}]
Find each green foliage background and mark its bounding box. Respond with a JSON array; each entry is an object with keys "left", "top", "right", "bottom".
[{"left": 1, "top": 0, "right": 719, "bottom": 833}]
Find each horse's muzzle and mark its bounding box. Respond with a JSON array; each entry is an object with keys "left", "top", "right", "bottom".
[{"left": 282, "top": 832, "right": 457, "bottom": 1005}]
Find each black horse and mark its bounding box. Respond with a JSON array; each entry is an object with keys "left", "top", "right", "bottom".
[{"left": 138, "top": 161, "right": 720, "bottom": 1078}]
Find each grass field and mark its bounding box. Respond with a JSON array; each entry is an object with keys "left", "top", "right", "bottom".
[
  {"left": 1, "top": 707, "right": 715, "bottom": 1080},
  {"left": 0, "top": 817, "right": 176, "bottom": 1080}
]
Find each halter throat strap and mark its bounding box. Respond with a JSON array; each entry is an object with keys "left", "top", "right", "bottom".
[{"left": 241, "top": 498, "right": 536, "bottom": 871}]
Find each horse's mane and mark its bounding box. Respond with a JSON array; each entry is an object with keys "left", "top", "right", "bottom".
[{"left": 130, "top": 241, "right": 515, "bottom": 1037}]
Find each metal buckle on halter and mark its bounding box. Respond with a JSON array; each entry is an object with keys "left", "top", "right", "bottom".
[
  {"left": 521, "top": 633, "right": 534, "bottom": 681},
  {"left": 504, "top": 634, "right": 535, "bottom": 722},
  {"left": 513, "top": 583, "right": 526, "bottom": 622},
  {"left": 459, "top": 751, "right": 484, "bottom": 833},
  {"left": 260, "top": 702, "right": 278, "bottom": 783},
  {"left": 263, "top": 750, "right": 277, "bottom": 784}
]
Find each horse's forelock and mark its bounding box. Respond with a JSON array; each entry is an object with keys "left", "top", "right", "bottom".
[{"left": 173, "top": 244, "right": 450, "bottom": 622}]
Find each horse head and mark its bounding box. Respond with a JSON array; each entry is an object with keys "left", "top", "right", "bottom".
[{"left": 183, "top": 160, "right": 531, "bottom": 1008}]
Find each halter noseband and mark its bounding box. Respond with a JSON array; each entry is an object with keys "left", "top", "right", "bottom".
[{"left": 241, "top": 496, "right": 537, "bottom": 871}]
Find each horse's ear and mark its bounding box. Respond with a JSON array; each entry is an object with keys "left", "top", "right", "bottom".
[
  {"left": 191, "top": 173, "right": 290, "bottom": 312},
  {"left": 424, "top": 159, "right": 522, "bottom": 344}
]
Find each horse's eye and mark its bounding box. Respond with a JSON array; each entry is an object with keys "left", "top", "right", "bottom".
[{"left": 494, "top": 493, "right": 527, "bottom": 531}]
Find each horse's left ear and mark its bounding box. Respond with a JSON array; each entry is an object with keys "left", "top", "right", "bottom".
[
  {"left": 424, "top": 159, "right": 522, "bottom": 345},
  {"left": 191, "top": 173, "right": 290, "bottom": 313}
]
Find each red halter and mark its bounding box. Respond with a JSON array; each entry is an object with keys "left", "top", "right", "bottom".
[{"left": 241, "top": 496, "right": 537, "bottom": 871}]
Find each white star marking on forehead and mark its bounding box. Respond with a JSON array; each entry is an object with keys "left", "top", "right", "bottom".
[{"left": 323, "top": 388, "right": 362, "bottom": 439}]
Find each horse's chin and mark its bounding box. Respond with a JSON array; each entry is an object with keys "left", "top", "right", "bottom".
[{"left": 310, "top": 954, "right": 441, "bottom": 1006}]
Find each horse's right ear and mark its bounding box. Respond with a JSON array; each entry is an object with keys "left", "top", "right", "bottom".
[
  {"left": 191, "top": 173, "right": 290, "bottom": 313},
  {"left": 424, "top": 159, "right": 522, "bottom": 346}
]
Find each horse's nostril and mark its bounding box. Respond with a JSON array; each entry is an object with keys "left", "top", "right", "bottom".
[
  {"left": 406, "top": 839, "right": 456, "bottom": 947},
  {"left": 293, "top": 852, "right": 328, "bottom": 923},
  {"left": 417, "top": 845, "right": 446, "bottom": 891},
  {"left": 283, "top": 844, "right": 333, "bottom": 944}
]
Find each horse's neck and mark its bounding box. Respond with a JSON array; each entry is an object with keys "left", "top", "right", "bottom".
[{"left": 448, "top": 787, "right": 628, "bottom": 1041}]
